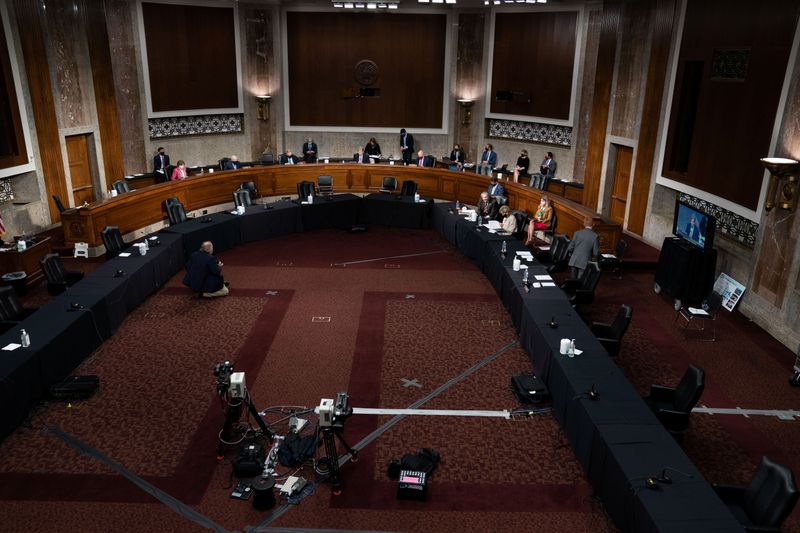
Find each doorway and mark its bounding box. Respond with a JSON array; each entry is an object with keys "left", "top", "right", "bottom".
[
  {"left": 608, "top": 145, "right": 633, "bottom": 226},
  {"left": 65, "top": 134, "right": 97, "bottom": 206}
]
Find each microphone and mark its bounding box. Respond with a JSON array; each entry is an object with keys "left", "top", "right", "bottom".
[
  {"left": 548, "top": 316, "right": 558, "bottom": 328},
  {"left": 572, "top": 384, "right": 600, "bottom": 401},
  {"left": 114, "top": 269, "right": 125, "bottom": 278},
  {"left": 646, "top": 467, "right": 694, "bottom": 489},
  {"left": 69, "top": 302, "right": 83, "bottom": 311}
]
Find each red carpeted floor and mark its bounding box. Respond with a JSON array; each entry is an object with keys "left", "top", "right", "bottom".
[{"left": 2, "top": 227, "right": 798, "bottom": 532}]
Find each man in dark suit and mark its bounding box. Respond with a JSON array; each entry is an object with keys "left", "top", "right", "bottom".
[
  {"left": 182, "top": 241, "right": 229, "bottom": 298},
  {"left": 280, "top": 150, "right": 300, "bottom": 165},
  {"left": 488, "top": 176, "right": 506, "bottom": 198},
  {"left": 400, "top": 128, "right": 414, "bottom": 165},
  {"left": 415, "top": 150, "right": 434, "bottom": 167},
  {"left": 567, "top": 218, "right": 600, "bottom": 279},
  {"left": 223, "top": 155, "right": 242, "bottom": 170},
  {"left": 302, "top": 138, "right": 318, "bottom": 163},
  {"left": 478, "top": 144, "right": 497, "bottom": 176},
  {"left": 353, "top": 147, "right": 370, "bottom": 163},
  {"left": 478, "top": 191, "right": 499, "bottom": 221},
  {"left": 153, "top": 147, "right": 170, "bottom": 182},
  {"left": 685, "top": 215, "right": 703, "bottom": 243}
]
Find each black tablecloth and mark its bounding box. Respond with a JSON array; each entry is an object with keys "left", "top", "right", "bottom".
[
  {"left": 654, "top": 237, "right": 717, "bottom": 307},
  {"left": 239, "top": 201, "right": 302, "bottom": 242},
  {"left": 297, "top": 193, "right": 361, "bottom": 230},
  {"left": 360, "top": 193, "right": 432, "bottom": 229},
  {"left": 161, "top": 212, "right": 243, "bottom": 258}
]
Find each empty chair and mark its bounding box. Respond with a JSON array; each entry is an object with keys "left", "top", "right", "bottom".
[
  {"left": 112, "top": 180, "right": 130, "bottom": 194},
  {"left": 590, "top": 305, "right": 633, "bottom": 357},
  {"left": 559, "top": 261, "right": 600, "bottom": 307},
  {"left": 423, "top": 155, "right": 437, "bottom": 168},
  {"left": 52, "top": 195, "right": 66, "bottom": 213},
  {"left": 675, "top": 290, "right": 723, "bottom": 341},
  {"left": 538, "top": 234, "right": 570, "bottom": 274},
  {"left": 240, "top": 181, "right": 259, "bottom": 201},
  {"left": 400, "top": 180, "right": 418, "bottom": 197},
  {"left": 297, "top": 180, "right": 316, "bottom": 200},
  {"left": 39, "top": 253, "right": 84, "bottom": 296},
  {"left": 600, "top": 238, "right": 627, "bottom": 279},
  {"left": 100, "top": 226, "right": 126, "bottom": 259},
  {"left": 643, "top": 364, "right": 704, "bottom": 436},
  {"left": 167, "top": 202, "right": 188, "bottom": 225},
  {"left": 380, "top": 176, "right": 398, "bottom": 194},
  {"left": 317, "top": 175, "right": 333, "bottom": 195},
  {"left": 0, "top": 286, "right": 37, "bottom": 334},
  {"left": 713, "top": 456, "right": 799, "bottom": 532},
  {"left": 219, "top": 157, "right": 231, "bottom": 171},
  {"left": 259, "top": 153, "right": 274, "bottom": 165},
  {"left": 233, "top": 189, "right": 252, "bottom": 208}
]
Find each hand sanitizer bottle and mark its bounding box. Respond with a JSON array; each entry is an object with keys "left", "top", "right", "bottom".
[{"left": 20, "top": 329, "right": 30, "bottom": 348}]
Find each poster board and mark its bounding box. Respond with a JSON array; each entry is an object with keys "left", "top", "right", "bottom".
[{"left": 713, "top": 273, "right": 746, "bottom": 312}]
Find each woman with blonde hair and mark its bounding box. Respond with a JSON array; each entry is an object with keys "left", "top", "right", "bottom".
[
  {"left": 499, "top": 205, "right": 517, "bottom": 234},
  {"left": 525, "top": 195, "right": 553, "bottom": 245}
]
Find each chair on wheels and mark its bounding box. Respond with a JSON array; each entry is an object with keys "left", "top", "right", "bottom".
[
  {"left": 380, "top": 176, "right": 398, "bottom": 194},
  {"left": 600, "top": 238, "right": 627, "bottom": 279},
  {"left": 39, "top": 253, "right": 84, "bottom": 296},
  {"left": 542, "top": 212, "right": 557, "bottom": 244},
  {"left": 511, "top": 210, "right": 528, "bottom": 240},
  {"left": 642, "top": 364, "right": 704, "bottom": 436},
  {"left": 52, "top": 195, "right": 67, "bottom": 213},
  {"left": 100, "top": 226, "right": 126, "bottom": 259},
  {"left": 233, "top": 189, "right": 252, "bottom": 208},
  {"left": 590, "top": 305, "right": 633, "bottom": 357},
  {"left": 167, "top": 202, "right": 188, "bottom": 225},
  {"left": 538, "top": 235, "right": 570, "bottom": 275},
  {"left": 675, "top": 290, "right": 723, "bottom": 341},
  {"left": 713, "top": 456, "right": 799, "bottom": 532},
  {"left": 0, "top": 286, "right": 38, "bottom": 334},
  {"left": 559, "top": 261, "right": 601, "bottom": 307},
  {"left": 112, "top": 180, "right": 130, "bottom": 194},
  {"left": 259, "top": 153, "right": 274, "bottom": 165},
  {"left": 240, "top": 181, "right": 259, "bottom": 202},
  {"left": 317, "top": 175, "right": 333, "bottom": 195},
  {"left": 297, "top": 180, "right": 316, "bottom": 200},
  {"left": 400, "top": 180, "right": 418, "bottom": 197},
  {"left": 219, "top": 157, "right": 231, "bottom": 171}
]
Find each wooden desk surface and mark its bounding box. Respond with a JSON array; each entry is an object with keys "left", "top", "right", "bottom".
[
  {"left": 61, "top": 164, "right": 620, "bottom": 251},
  {"left": 0, "top": 236, "right": 53, "bottom": 286}
]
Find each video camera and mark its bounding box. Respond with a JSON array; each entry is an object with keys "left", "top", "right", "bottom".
[
  {"left": 319, "top": 392, "right": 353, "bottom": 428},
  {"left": 214, "top": 361, "right": 234, "bottom": 396}
]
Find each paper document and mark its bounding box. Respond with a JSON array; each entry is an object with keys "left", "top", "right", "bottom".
[
  {"left": 534, "top": 275, "right": 553, "bottom": 281},
  {"left": 118, "top": 252, "right": 132, "bottom": 257},
  {"left": 541, "top": 282, "right": 556, "bottom": 287},
  {"left": 688, "top": 307, "right": 709, "bottom": 315},
  {"left": 537, "top": 246, "right": 551, "bottom": 251},
  {"left": 601, "top": 253, "right": 617, "bottom": 259},
  {"left": 532, "top": 282, "right": 541, "bottom": 288},
  {"left": 485, "top": 220, "right": 502, "bottom": 229},
  {"left": 2, "top": 343, "right": 21, "bottom": 351}
]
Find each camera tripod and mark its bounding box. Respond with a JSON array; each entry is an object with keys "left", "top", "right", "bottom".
[
  {"left": 316, "top": 425, "right": 358, "bottom": 494},
  {"left": 217, "top": 393, "right": 273, "bottom": 459}
]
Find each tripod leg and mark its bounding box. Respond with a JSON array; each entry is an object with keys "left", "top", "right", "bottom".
[
  {"left": 334, "top": 431, "right": 358, "bottom": 462},
  {"left": 217, "top": 401, "right": 243, "bottom": 459},
  {"left": 321, "top": 429, "right": 342, "bottom": 493}
]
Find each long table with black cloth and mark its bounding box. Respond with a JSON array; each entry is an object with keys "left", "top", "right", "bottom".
[{"left": 431, "top": 203, "right": 738, "bottom": 532}]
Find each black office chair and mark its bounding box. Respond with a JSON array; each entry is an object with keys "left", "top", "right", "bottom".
[
  {"left": 511, "top": 210, "right": 528, "bottom": 240},
  {"left": 259, "top": 153, "right": 274, "bottom": 165},
  {"left": 713, "top": 456, "right": 799, "bottom": 532},
  {"left": 538, "top": 234, "right": 570, "bottom": 274},
  {"left": 240, "top": 181, "right": 259, "bottom": 201},
  {"left": 297, "top": 180, "right": 316, "bottom": 201},
  {"left": 52, "top": 195, "right": 67, "bottom": 213},
  {"left": 39, "top": 253, "right": 84, "bottom": 296},
  {"left": 100, "top": 226, "right": 126, "bottom": 259},
  {"left": 542, "top": 212, "right": 557, "bottom": 243},
  {"left": 233, "top": 189, "right": 252, "bottom": 208},
  {"left": 675, "top": 290, "right": 724, "bottom": 341},
  {"left": 380, "top": 176, "right": 398, "bottom": 194},
  {"left": 560, "top": 261, "right": 601, "bottom": 307},
  {"left": 590, "top": 305, "right": 633, "bottom": 357},
  {"left": 317, "top": 175, "right": 333, "bottom": 195},
  {"left": 643, "top": 364, "right": 704, "bottom": 436},
  {"left": 423, "top": 155, "right": 436, "bottom": 168},
  {"left": 112, "top": 180, "right": 130, "bottom": 194},
  {"left": 600, "top": 238, "right": 627, "bottom": 279},
  {"left": 400, "top": 180, "right": 418, "bottom": 197},
  {"left": 0, "top": 286, "right": 38, "bottom": 334},
  {"left": 219, "top": 158, "right": 231, "bottom": 171},
  {"left": 167, "top": 202, "right": 188, "bottom": 225}
]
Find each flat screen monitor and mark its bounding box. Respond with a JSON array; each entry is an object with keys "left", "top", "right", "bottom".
[{"left": 672, "top": 200, "right": 715, "bottom": 251}]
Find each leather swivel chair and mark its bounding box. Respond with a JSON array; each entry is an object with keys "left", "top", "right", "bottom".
[
  {"left": 52, "top": 195, "right": 67, "bottom": 213},
  {"left": 112, "top": 180, "right": 130, "bottom": 194},
  {"left": 560, "top": 261, "right": 600, "bottom": 307},
  {"left": 297, "top": 181, "right": 316, "bottom": 200},
  {"left": 167, "top": 202, "right": 188, "bottom": 225},
  {"left": 100, "top": 226, "right": 126, "bottom": 259},
  {"left": 317, "top": 175, "right": 333, "bottom": 195},
  {"left": 39, "top": 253, "right": 84, "bottom": 296},
  {"left": 0, "top": 286, "right": 37, "bottom": 334},
  {"left": 233, "top": 189, "right": 252, "bottom": 208},
  {"left": 714, "top": 456, "right": 799, "bottom": 532},
  {"left": 240, "top": 181, "right": 259, "bottom": 201},
  {"left": 590, "top": 304, "right": 633, "bottom": 357},
  {"left": 600, "top": 238, "right": 628, "bottom": 280},
  {"left": 643, "top": 364, "right": 705, "bottom": 435},
  {"left": 400, "top": 180, "right": 418, "bottom": 197},
  {"left": 380, "top": 176, "right": 398, "bottom": 194}
]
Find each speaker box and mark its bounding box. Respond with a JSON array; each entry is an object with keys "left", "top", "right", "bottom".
[
  {"left": 49, "top": 375, "right": 100, "bottom": 400},
  {"left": 511, "top": 374, "right": 550, "bottom": 405}
]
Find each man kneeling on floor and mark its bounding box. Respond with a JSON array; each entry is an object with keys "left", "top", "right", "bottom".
[{"left": 183, "top": 241, "right": 229, "bottom": 298}]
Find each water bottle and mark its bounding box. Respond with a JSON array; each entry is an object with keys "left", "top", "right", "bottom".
[
  {"left": 456, "top": 200, "right": 460, "bottom": 210},
  {"left": 568, "top": 339, "right": 575, "bottom": 358},
  {"left": 522, "top": 268, "right": 529, "bottom": 284},
  {"left": 501, "top": 240, "right": 507, "bottom": 255},
  {"left": 20, "top": 329, "right": 30, "bottom": 348}
]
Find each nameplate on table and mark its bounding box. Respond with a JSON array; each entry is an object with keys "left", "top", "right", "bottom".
[
  {"left": 534, "top": 275, "right": 552, "bottom": 281},
  {"left": 118, "top": 252, "right": 132, "bottom": 257},
  {"left": 2, "top": 343, "right": 21, "bottom": 351}
]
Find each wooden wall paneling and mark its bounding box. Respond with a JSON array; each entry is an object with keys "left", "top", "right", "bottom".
[
  {"left": 627, "top": 0, "right": 677, "bottom": 235},
  {"left": 82, "top": 0, "right": 124, "bottom": 189},
  {"left": 0, "top": 11, "right": 29, "bottom": 169},
  {"left": 13, "top": 0, "right": 68, "bottom": 223},
  {"left": 455, "top": 13, "right": 485, "bottom": 158},
  {"left": 582, "top": 2, "right": 620, "bottom": 210},
  {"left": 286, "top": 12, "right": 446, "bottom": 128},
  {"left": 491, "top": 11, "right": 578, "bottom": 120},
  {"left": 61, "top": 166, "right": 620, "bottom": 253}
]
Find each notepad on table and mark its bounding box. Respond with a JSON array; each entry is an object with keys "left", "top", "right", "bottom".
[
  {"left": 534, "top": 275, "right": 552, "bottom": 281},
  {"left": 688, "top": 307, "right": 709, "bottom": 315},
  {"left": 2, "top": 343, "right": 21, "bottom": 351},
  {"left": 541, "top": 282, "right": 556, "bottom": 287},
  {"left": 118, "top": 252, "right": 132, "bottom": 257}
]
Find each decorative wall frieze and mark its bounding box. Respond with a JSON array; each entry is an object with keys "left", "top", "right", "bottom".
[
  {"left": 488, "top": 118, "right": 573, "bottom": 147},
  {"left": 679, "top": 192, "right": 759, "bottom": 248},
  {"left": 148, "top": 114, "right": 243, "bottom": 138}
]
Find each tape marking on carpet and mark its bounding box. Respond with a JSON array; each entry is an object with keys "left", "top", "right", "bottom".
[
  {"left": 693, "top": 406, "right": 800, "bottom": 420},
  {"left": 331, "top": 250, "right": 445, "bottom": 266}
]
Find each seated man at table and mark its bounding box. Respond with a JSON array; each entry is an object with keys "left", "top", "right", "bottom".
[
  {"left": 182, "top": 241, "right": 229, "bottom": 298},
  {"left": 353, "top": 147, "right": 371, "bottom": 164},
  {"left": 488, "top": 176, "right": 506, "bottom": 198},
  {"left": 223, "top": 155, "right": 241, "bottom": 170},
  {"left": 477, "top": 191, "right": 499, "bottom": 221},
  {"left": 281, "top": 150, "right": 300, "bottom": 165}
]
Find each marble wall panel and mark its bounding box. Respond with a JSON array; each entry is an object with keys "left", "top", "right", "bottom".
[
  {"left": 572, "top": 7, "right": 602, "bottom": 184},
  {"left": 610, "top": 0, "right": 649, "bottom": 139},
  {"left": 242, "top": 4, "right": 275, "bottom": 160}
]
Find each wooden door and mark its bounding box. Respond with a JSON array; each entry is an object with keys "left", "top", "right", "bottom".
[
  {"left": 65, "top": 134, "right": 95, "bottom": 206},
  {"left": 609, "top": 146, "right": 633, "bottom": 225}
]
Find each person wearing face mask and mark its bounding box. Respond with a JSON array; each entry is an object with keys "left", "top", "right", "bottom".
[
  {"left": 478, "top": 143, "right": 497, "bottom": 176},
  {"left": 450, "top": 143, "right": 465, "bottom": 170},
  {"left": 153, "top": 147, "right": 170, "bottom": 183},
  {"left": 302, "top": 138, "right": 318, "bottom": 163},
  {"left": 513, "top": 149, "right": 530, "bottom": 183}
]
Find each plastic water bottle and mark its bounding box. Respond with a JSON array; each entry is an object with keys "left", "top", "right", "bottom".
[
  {"left": 456, "top": 200, "right": 460, "bottom": 210},
  {"left": 522, "top": 268, "right": 529, "bottom": 284},
  {"left": 501, "top": 240, "right": 507, "bottom": 255},
  {"left": 20, "top": 329, "right": 30, "bottom": 348},
  {"left": 568, "top": 339, "right": 575, "bottom": 358}
]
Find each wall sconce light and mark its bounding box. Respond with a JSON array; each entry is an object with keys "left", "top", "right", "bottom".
[
  {"left": 256, "top": 95, "right": 271, "bottom": 121},
  {"left": 457, "top": 98, "right": 474, "bottom": 126},
  {"left": 760, "top": 157, "right": 800, "bottom": 212}
]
